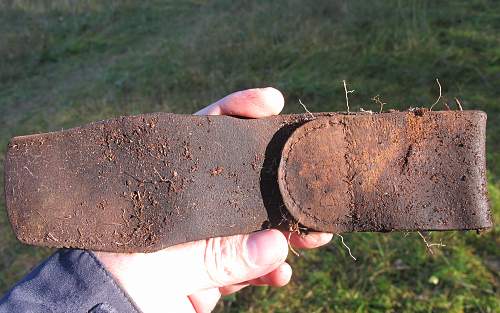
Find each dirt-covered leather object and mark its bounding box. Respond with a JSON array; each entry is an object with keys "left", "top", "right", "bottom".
[{"left": 4, "top": 110, "right": 492, "bottom": 252}]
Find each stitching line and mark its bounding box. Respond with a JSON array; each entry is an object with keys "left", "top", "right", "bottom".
[{"left": 281, "top": 120, "right": 337, "bottom": 225}]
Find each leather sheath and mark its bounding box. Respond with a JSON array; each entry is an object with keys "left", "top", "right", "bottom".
[{"left": 4, "top": 110, "right": 492, "bottom": 252}]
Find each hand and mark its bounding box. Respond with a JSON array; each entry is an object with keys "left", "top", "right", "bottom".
[{"left": 94, "top": 87, "right": 333, "bottom": 313}]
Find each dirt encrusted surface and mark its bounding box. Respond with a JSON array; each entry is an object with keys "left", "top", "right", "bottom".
[
  {"left": 4, "top": 110, "right": 491, "bottom": 252},
  {"left": 278, "top": 110, "right": 491, "bottom": 233}
]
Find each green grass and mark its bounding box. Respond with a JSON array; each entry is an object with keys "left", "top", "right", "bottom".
[{"left": 0, "top": 0, "right": 499, "bottom": 311}]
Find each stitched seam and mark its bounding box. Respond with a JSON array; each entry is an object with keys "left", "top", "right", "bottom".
[
  {"left": 282, "top": 120, "right": 332, "bottom": 225},
  {"left": 281, "top": 119, "right": 354, "bottom": 227},
  {"left": 86, "top": 251, "right": 143, "bottom": 313}
]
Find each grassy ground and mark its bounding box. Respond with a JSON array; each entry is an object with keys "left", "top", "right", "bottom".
[{"left": 0, "top": 0, "right": 498, "bottom": 312}]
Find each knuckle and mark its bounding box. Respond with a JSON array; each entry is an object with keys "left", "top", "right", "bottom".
[{"left": 204, "top": 236, "right": 246, "bottom": 286}]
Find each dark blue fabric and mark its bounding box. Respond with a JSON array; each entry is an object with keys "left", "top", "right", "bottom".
[{"left": 0, "top": 249, "right": 139, "bottom": 313}]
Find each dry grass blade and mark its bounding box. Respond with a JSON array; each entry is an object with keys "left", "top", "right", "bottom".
[{"left": 455, "top": 97, "right": 463, "bottom": 111}]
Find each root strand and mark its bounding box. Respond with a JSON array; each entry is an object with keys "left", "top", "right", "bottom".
[
  {"left": 417, "top": 231, "right": 446, "bottom": 255},
  {"left": 336, "top": 234, "right": 356, "bottom": 261},
  {"left": 430, "top": 78, "right": 442, "bottom": 111},
  {"left": 343, "top": 80, "right": 355, "bottom": 114}
]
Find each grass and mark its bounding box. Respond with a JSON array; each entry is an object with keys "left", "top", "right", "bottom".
[{"left": 0, "top": 0, "right": 499, "bottom": 312}]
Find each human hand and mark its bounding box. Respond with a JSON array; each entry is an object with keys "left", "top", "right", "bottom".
[{"left": 94, "top": 87, "right": 333, "bottom": 313}]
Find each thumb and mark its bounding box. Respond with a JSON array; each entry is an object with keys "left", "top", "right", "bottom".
[
  {"left": 189, "top": 229, "right": 289, "bottom": 291},
  {"left": 95, "top": 230, "right": 289, "bottom": 299}
]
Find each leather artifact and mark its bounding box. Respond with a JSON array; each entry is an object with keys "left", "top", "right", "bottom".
[{"left": 4, "top": 110, "right": 492, "bottom": 252}]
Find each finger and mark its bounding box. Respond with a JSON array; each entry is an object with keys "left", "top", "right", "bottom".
[
  {"left": 194, "top": 87, "right": 284, "bottom": 118},
  {"left": 188, "top": 288, "right": 221, "bottom": 313},
  {"left": 248, "top": 262, "right": 292, "bottom": 287},
  {"left": 199, "top": 229, "right": 288, "bottom": 289},
  {"left": 219, "top": 283, "right": 249, "bottom": 296},
  {"left": 132, "top": 229, "right": 288, "bottom": 294},
  {"left": 219, "top": 262, "right": 292, "bottom": 295},
  {"left": 285, "top": 232, "right": 333, "bottom": 249}
]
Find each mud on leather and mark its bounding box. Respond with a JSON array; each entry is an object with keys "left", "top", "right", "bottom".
[{"left": 4, "top": 110, "right": 492, "bottom": 252}]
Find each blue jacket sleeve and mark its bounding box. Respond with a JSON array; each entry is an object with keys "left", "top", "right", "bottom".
[{"left": 0, "top": 249, "right": 140, "bottom": 313}]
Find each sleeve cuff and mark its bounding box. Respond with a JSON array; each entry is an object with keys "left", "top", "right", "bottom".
[{"left": 0, "top": 249, "right": 140, "bottom": 313}]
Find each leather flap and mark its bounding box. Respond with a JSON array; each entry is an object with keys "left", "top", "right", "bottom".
[{"left": 278, "top": 111, "right": 491, "bottom": 233}]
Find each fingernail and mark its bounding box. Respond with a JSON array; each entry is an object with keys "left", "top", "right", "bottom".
[
  {"left": 312, "top": 232, "right": 333, "bottom": 243},
  {"left": 246, "top": 230, "right": 287, "bottom": 266}
]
